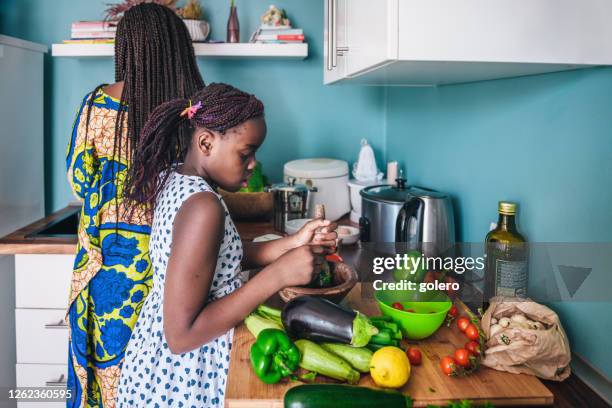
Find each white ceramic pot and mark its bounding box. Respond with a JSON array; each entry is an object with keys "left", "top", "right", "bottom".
[
  {"left": 347, "top": 178, "right": 387, "bottom": 223},
  {"left": 183, "top": 19, "right": 210, "bottom": 42},
  {"left": 284, "top": 159, "right": 351, "bottom": 221}
]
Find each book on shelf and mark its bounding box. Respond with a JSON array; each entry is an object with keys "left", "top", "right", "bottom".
[
  {"left": 71, "top": 31, "right": 116, "bottom": 40},
  {"left": 62, "top": 39, "right": 116, "bottom": 44},
  {"left": 254, "top": 40, "right": 304, "bottom": 44},
  {"left": 256, "top": 34, "right": 304, "bottom": 41},
  {"left": 71, "top": 21, "right": 117, "bottom": 31},
  {"left": 259, "top": 24, "right": 292, "bottom": 31},
  {"left": 250, "top": 27, "right": 305, "bottom": 44},
  {"left": 258, "top": 28, "right": 302, "bottom": 35}
]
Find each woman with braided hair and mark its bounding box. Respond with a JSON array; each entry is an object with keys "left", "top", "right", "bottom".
[
  {"left": 116, "top": 83, "right": 337, "bottom": 407},
  {"left": 65, "top": 3, "right": 204, "bottom": 407}
]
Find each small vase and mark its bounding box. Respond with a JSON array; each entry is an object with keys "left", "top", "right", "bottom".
[{"left": 227, "top": 5, "right": 240, "bottom": 43}]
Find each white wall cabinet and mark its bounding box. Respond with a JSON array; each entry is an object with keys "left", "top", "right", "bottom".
[
  {"left": 324, "top": 0, "right": 612, "bottom": 86},
  {"left": 323, "top": 0, "right": 347, "bottom": 84}
]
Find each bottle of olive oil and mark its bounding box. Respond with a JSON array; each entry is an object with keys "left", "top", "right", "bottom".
[{"left": 485, "top": 201, "right": 528, "bottom": 299}]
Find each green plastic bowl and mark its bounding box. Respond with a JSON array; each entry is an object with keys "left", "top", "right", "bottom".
[{"left": 374, "top": 289, "right": 452, "bottom": 340}]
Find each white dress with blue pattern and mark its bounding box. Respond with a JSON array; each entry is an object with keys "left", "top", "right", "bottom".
[{"left": 117, "top": 171, "right": 243, "bottom": 407}]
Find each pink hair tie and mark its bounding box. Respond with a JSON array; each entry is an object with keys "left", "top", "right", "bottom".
[{"left": 180, "top": 100, "right": 202, "bottom": 119}]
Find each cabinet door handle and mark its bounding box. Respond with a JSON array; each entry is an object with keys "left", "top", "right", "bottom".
[
  {"left": 327, "top": 0, "right": 333, "bottom": 71},
  {"left": 44, "top": 320, "right": 69, "bottom": 329},
  {"left": 45, "top": 374, "right": 67, "bottom": 387},
  {"left": 337, "top": 46, "right": 349, "bottom": 56}
]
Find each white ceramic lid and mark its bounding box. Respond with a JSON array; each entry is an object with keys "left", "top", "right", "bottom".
[{"left": 284, "top": 158, "right": 348, "bottom": 179}]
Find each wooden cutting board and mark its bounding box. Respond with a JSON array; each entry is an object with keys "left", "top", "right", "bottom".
[{"left": 225, "top": 284, "right": 553, "bottom": 407}]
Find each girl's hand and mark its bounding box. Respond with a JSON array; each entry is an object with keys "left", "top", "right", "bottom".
[
  {"left": 272, "top": 245, "right": 326, "bottom": 288},
  {"left": 292, "top": 219, "right": 338, "bottom": 253}
]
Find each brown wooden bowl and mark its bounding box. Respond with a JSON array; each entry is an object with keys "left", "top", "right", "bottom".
[
  {"left": 218, "top": 189, "right": 273, "bottom": 221},
  {"left": 279, "top": 262, "right": 358, "bottom": 304}
]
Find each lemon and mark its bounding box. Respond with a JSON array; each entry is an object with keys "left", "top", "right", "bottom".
[{"left": 369, "top": 346, "right": 411, "bottom": 388}]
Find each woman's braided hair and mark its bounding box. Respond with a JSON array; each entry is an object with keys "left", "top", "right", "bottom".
[
  {"left": 81, "top": 3, "right": 204, "bottom": 221},
  {"left": 124, "top": 83, "right": 265, "bottom": 212}
]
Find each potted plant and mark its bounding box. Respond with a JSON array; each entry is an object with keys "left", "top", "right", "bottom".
[
  {"left": 105, "top": 0, "right": 179, "bottom": 21},
  {"left": 177, "top": 0, "right": 210, "bottom": 42},
  {"left": 105, "top": 0, "right": 209, "bottom": 42}
]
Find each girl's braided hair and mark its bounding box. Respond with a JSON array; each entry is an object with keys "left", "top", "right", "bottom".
[{"left": 124, "top": 83, "right": 265, "bottom": 212}]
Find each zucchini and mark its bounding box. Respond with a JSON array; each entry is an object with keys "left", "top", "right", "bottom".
[
  {"left": 284, "top": 384, "right": 413, "bottom": 408},
  {"left": 320, "top": 343, "right": 373, "bottom": 373},
  {"left": 294, "top": 339, "right": 360, "bottom": 384},
  {"left": 244, "top": 313, "right": 283, "bottom": 338}
]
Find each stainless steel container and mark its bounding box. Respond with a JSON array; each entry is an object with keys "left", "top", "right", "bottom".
[
  {"left": 360, "top": 180, "right": 455, "bottom": 257},
  {"left": 268, "top": 177, "right": 311, "bottom": 233}
]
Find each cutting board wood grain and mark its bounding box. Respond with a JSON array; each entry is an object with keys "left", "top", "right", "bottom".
[{"left": 226, "top": 284, "right": 553, "bottom": 407}]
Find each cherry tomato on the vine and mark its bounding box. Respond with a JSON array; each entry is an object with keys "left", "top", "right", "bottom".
[
  {"left": 440, "top": 356, "right": 457, "bottom": 376},
  {"left": 465, "top": 323, "right": 480, "bottom": 341},
  {"left": 457, "top": 317, "right": 470, "bottom": 332}
]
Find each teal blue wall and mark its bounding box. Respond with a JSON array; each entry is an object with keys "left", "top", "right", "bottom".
[
  {"left": 3, "top": 0, "right": 611, "bottom": 381},
  {"left": 0, "top": 0, "right": 386, "bottom": 213},
  {"left": 386, "top": 69, "right": 612, "bottom": 378}
]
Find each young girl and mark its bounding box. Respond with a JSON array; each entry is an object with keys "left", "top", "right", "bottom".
[
  {"left": 116, "top": 83, "right": 337, "bottom": 407},
  {"left": 65, "top": 4, "right": 204, "bottom": 406}
]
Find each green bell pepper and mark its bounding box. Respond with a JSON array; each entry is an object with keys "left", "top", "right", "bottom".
[{"left": 249, "top": 328, "right": 300, "bottom": 384}]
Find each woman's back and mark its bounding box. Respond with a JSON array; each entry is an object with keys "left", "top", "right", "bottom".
[{"left": 65, "top": 3, "right": 204, "bottom": 407}]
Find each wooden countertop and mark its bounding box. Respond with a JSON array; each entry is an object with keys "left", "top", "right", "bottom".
[
  {"left": 226, "top": 284, "right": 555, "bottom": 407},
  {"left": 0, "top": 207, "right": 607, "bottom": 406},
  {"left": 0, "top": 206, "right": 79, "bottom": 254},
  {"left": 0, "top": 206, "right": 318, "bottom": 255}
]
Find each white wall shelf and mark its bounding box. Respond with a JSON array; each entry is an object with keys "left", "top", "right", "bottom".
[{"left": 51, "top": 42, "right": 308, "bottom": 59}]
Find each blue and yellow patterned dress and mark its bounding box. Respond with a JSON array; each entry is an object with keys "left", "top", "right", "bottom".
[{"left": 66, "top": 89, "right": 152, "bottom": 408}]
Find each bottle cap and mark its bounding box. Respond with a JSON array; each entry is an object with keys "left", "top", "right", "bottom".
[{"left": 498, "top": 201, "right": 517, "bottom": 215}]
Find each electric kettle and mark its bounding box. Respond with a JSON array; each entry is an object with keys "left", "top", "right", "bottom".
[{"left": 395, "top": 187, "right": 455, "bottom": 257}]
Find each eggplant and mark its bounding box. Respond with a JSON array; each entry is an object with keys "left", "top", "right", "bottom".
[{"left": 281, "top": 296, "right": 378, "bottom": 347}]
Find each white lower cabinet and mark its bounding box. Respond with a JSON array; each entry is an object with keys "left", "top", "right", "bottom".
[
  {"left": 15, "top": 309, "right": 69, "bottom": 365},
  {"left": 15, "top": 254, "right": 73, "bottom": 309},
  {"left": 16, "top": 364, "right": 67, "bottom": 408},
  {"left": 14, "top": 254, "right": 74, "bottom": 408}
]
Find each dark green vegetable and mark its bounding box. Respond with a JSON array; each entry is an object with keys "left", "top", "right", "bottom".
[
  {"left": 370, "top": 315, "right": 393, "bottom": 322},
  {"left": 369, "top": 329, "right": 393, "bottom": 345},
  {"left": 320, "top": 343, "right": 373, "bottom": 373},
  {"left": 366, "top": 343, "right": 387, "bottom": 352},
  {"left": 371, "top": 320, "right": 402, "bottom": 339},
  {"left": 294, "top": 339, "right": 360, "bottom": 384},
  {"left": 249, "top": 329, "right": 300, "bottom": 384},
  {"left": 284, "top": 384, "right": 413, "bottom": 408},
  {"left": 282, "top": 296, "right": 378, "bottom": 347}
]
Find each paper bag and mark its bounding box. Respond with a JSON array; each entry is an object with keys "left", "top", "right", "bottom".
[{"left": 481, "top": 297, "right": 571, "bottom": 381}]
